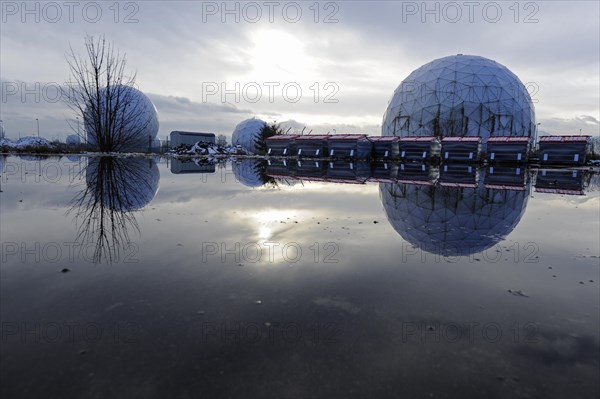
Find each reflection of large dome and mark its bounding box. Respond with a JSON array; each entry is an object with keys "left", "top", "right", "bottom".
[
  {"left": 379, "top": 181, "right": 529, "bottom": 256},
  {"left": 382, "top": 55, "right": 535, "bottom": 144},
  {"left": 232, "top": 159, "right": 268, "bottom": 187},
  {"left": 85, "top": 157, "right": 160, "bottom": 211},
  {"left": 231, "top": 118, "right": 266, "bottom": 154},
  {"left": 84, "top": 86, "right": 159, "bottom": 151}
]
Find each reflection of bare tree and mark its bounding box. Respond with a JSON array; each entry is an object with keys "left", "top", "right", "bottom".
[{"left": 68, "top": 157, "right": 159, "bottom": 263}]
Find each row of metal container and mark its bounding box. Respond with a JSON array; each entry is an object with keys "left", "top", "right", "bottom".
[{"left": 265, "top": 134, "right": 593, "bottom": 165}]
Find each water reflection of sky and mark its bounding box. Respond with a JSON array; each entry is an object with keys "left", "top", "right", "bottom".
[{"left": 1, "top": 156, "right": 599, "bottom": 399}]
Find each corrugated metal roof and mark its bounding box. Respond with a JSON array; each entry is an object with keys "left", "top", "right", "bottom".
[
  {"left": 442, "top": 136, "right": 481, "bottom": 142},
  {"left": 328, "top": 134, "right": 368, "bottom": 141},
  {"left": 295, "top": 135, "right": 330, "bottom": 140},
  {"left": 487, "top": 137, "right": 530, "bottom": 143},
  {"left": 266, "top": 135, "right": 299, "bottom": 141},
  {"left": 483, "top": 184, "right": 526, "bottom": 191},
  {"left": 399, "top": 136, "right": 439, "bottom": 142},
  {"left": 368, "top": 136, "right": 400, "bottom": 142},
  {"left": 539, "top": 135, "right": 591, "bottom": 143}
]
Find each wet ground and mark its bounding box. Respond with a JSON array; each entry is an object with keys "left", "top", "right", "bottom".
[{"left": 1, "top": 155, "right": 599, "bottom": 398}]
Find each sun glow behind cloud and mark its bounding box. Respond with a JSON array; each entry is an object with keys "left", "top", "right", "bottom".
[{"left": 246, "top": 29, "right": 316, "bottom": 83}]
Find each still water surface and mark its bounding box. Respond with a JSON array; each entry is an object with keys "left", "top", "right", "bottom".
[{"left": 1, "top": 155, "right": 598, "bottom": 398}]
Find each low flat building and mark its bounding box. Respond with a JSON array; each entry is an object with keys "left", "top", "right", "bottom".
[
  {"left": 487, "top": 136, "right": 530, "bottom": 163},
  {"left": 441, "top": 136, "right": 481, "bottom": 162},
  {"left": 538, "top": 136, "right": 591, "bottom": 165},
  {"left": 369, "top": 136, "right": 400, "bottom": 160},
  {"left": 398, "top": 136, "right": 441, "bottom": 162},
  {"left": 327, "top": 134, "right": 372, "bottom": 159},
  {"left": 170, "top": 131, "right": 215, "bottom": 147},
  {"left": 265, "top": 135, "right": 298, "bottom": 156},
  {"left": 295, "top": 135, "right": 330, "bottom": 158}
]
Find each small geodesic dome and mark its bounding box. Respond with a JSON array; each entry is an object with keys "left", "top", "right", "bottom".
[
  {"left": 231, "top": 118, "right": 267, "bottom": 154},
  {"left": 382, "top": 55, "right": 535, "bottom": 146},
  {"left": 0, "top": 120, "right": 5, "bottom": 139},
  {"left": 379, "top": 181, "right": 529, "bottom": 256},
  {"left": 66, "top": 134, "right": 81, "bottom": 145}
]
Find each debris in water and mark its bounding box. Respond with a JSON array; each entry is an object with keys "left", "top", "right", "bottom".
[
  {"left": 256, "top": 300, "right": 262, "bottom": 304},
  {"left": 507, "top": 289, "right": 529, "bottom": 297},
  {"left": 60, "top": 268, "right": 71, "bottom": 273}
]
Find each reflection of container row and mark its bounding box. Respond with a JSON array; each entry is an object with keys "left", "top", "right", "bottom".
[
  {"left": 263, "top": 159, "right": 591, "bottom": 195},
  {"left": 266, "top": 134, "right": 593, "bottom": 165}
]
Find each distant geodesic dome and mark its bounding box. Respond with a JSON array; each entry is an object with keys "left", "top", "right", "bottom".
[
  {"left": 0, "top": 120, "right": 5, "bottom": 139},
  {"left": 84, "top": 85, "right": 159, "bottom": 151},
  {"left": 231, "top": 118, "right": 267, "bottom": 154},
  {"left": 382, "top": 55, "right": 535, "bottom": 146},
  {"left": 66, "top": 134, "right": 81, "bottom": 145},
  {"left": 379, "top": 181, "right": 529, "bottom": 257}
]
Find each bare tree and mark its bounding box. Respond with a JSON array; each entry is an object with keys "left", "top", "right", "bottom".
[
  {"left": 216, "top": 134, "right": 228, "bottom": 147},
  {"left": 62, "top": 35, "right": 154, "bottom": 152}
]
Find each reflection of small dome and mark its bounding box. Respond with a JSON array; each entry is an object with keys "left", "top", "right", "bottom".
[
  {"left": 66, "top": 155, "right": 81, "bottom": 163},
  {"left": 380, "top": 182, "right": 529, "bottom": 256},
  {"left": 84, "top": 85, "right": 159, "bottom": 150},
  {"left": 66, "top": 134, "right": 81, "bottom": 145},
  {"left": 232, "top": 159, "right": 267, "bottom": 187},
  {"left": 86, "top": 157, "right": 160, "bottom": 211},
  {"left": 231, "top": 118, "right": 266, "bottom": 154},
  {"left": 382, "top": 55, "right": 535, "bottom": 144},
  {"left": 0, "top": 155, "right": 5, "bottom": 175}
]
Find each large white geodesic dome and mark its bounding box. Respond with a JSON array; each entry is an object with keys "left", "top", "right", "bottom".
[
  {"left": 231, "top": 118, "right": 267, "bottom": 154},
  {"left": 382, "top": 55, "right": 535, "bottom": 145},
  {"left": 84, "top": 85, "right": 159, "bottom": 151},
  {"left": 379, "top": 181, "right": 529, "bottom": 257}
]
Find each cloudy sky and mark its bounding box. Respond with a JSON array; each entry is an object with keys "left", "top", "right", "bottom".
[{"left": 1, "top": 0, "right": 598, "bottom": 141}]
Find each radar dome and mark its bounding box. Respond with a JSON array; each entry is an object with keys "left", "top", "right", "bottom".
[
  {"left": 84, "top": 85, "right": 159, "bottom": 151},
  {"left": 382, "top": 55, "right": 535, "bottom": 147},
  {"left": 66, "top": 134, "right": 81, "bottom": 145},
  {"left": 231, "top": 118, "right": 267, "bottom": 154}
]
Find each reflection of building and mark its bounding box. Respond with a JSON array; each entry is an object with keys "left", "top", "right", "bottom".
[
  {"left": 535, "top": 169, "right": 587, "bottom": 195},
  {"left": 170, "top": 158, "right": 216, "bottom": 174},
  {"left": 380, "top": 171, "right": 529, "bottom": 256}
]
